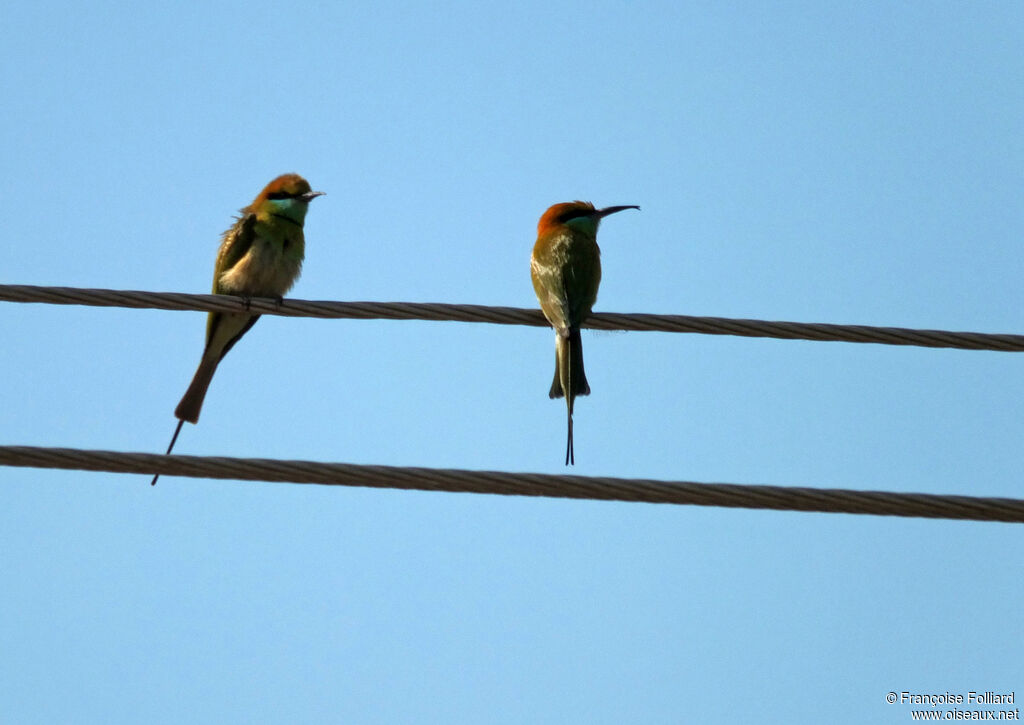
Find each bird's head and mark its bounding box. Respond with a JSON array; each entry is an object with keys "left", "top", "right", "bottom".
[
  {"left": 537, "top": 201, "right": 639, "bottom": 237},
  {"left": 248, "top": 173, "right": 325, "bottom": 225}
]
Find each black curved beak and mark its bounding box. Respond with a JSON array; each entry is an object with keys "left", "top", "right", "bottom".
[{"left": 596, "top": 205, "right": 640, "bottom": 218}]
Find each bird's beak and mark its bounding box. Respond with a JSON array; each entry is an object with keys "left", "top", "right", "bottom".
[
  {"left": 596, "top": 205, "right": 640, "bottom": 218},
  {"left": 300, "top": 191, "right": 326, "bottom": 202}
]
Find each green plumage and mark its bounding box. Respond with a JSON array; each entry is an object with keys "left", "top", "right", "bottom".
[
  {"left": 530, "top": 201, "right": 637, "bottom": 465},
  {"left": 153, "top": 174, "right": 322, "bottom": 485}
]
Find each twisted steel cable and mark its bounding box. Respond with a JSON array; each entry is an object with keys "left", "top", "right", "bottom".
[
  {"left": 1, "top": 446, "right": 1022, "bottom": 523},
  {"left": 2, "top": 283, "right": 1023, "bottom": 351}
]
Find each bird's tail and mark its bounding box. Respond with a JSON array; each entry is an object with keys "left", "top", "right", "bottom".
[
  {"left": 549, "top": 327, "right": 590, "bottom": 402},
  {"left": 150, "top": 418, "right": 186, "bottom": 486},
  {"left": 550, "top": 328, "right": 589, "bottom": 465},
  {"left": 565, "top": 404, "right": 575, "bottom": 466},
  {"left": 151, "top": 312, "right": 259, "bottom": 486},
  {"left": 175, "top": 353, "right": 220, "bottom": 424},
  {"left": 150, "top": 354, "right": 218, "bottom": 485}
]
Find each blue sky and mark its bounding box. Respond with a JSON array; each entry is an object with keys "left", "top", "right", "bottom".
[{"left": 2, "top": 1, "right": 1022, "bottom": 722}]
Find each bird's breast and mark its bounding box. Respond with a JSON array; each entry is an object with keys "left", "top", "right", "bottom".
[{"left": 218, "top": 232, "right": 304, "bottom": 297}]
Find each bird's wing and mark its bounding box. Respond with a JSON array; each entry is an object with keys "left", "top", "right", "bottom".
[
  {"left": 213, "top": 213, "right": 257, "bottom": 292},
  {"left": 207, "top": 312, "right": 261, "bottom": 362},
  {"left": 531, "top": 255, "right": 570, "bottom": 332},
  {"left": 564, "top": 250, "right": 600, "bottom": 328}
]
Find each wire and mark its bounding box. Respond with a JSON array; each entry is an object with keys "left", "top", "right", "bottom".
[
  {"left": 1, "top": 445, "right": 1022, "bottom": 523},
  {"left": 2, "top": 283, "right": 1023, "bottom": 351}
]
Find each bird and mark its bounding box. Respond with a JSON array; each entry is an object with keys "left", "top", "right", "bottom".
[
  {"left": 530, "top": 201, "right": 639, "bottom": 465},
  {"left": 151, "top": 173, "right": 324, "bottom": 485}
]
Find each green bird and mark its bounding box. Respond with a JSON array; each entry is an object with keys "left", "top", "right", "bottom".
[
  {"left": 530, "top": 201, "right": 639, "bottom": 465},
  {"left": 151, "top": 173, "right": 324, "bottom": 485}
]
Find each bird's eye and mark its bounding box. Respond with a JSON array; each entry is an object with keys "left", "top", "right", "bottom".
[
  {"left": 266, "top": 191, "right": 294, "bottom": 200},
  {"left": 560, "top": 210, "right": 591, "bottom": 223}
]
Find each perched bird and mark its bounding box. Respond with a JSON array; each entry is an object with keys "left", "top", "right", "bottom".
[
  {"left": 530, "top": 201, "right": 639, "bottom": 465},
  {"left": 151, "top": 173, "right": 324, "bottom": 485}
]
